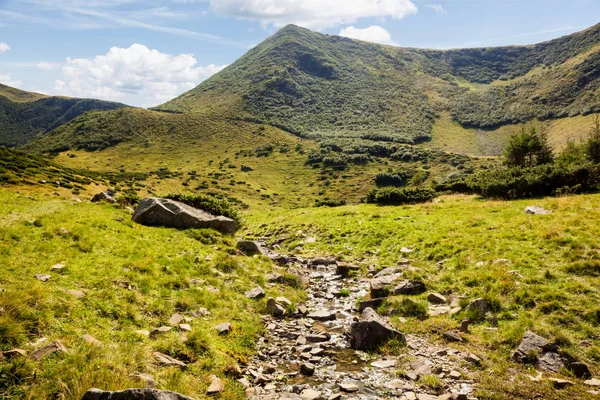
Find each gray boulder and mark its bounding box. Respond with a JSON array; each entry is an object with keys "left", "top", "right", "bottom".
[
  {"left": 91, "top": 192, "right": 116, "bottom": 204},
  {"left": 81, "top": 388, "right": 194, "bottom": 400},
  {"left": 350, "top": 308, "right": 405, "bottom": 350},
  {"left": 237, "top": 241, "right": 266, "bottom": 256},
  {"left": 512, "top": 331, "right": 559, "bottom": 367},
  {"left": 132, "top": 198, "right": 235, "bottom": 234}
]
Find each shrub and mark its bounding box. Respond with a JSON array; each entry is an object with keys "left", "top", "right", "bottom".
[
  {"left": 315, "top": 198, "right": 346, "bottom": 207},
  {"left": 375, "top": 171, "right": 412, "bottom": 187},
  {"left": 164, "top": 193, "right": 243, "bottom": 230},
  {"left": 366, "top": 187, "right": 437, "bottom": 205}
]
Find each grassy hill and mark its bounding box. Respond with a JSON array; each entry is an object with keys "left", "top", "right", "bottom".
[{"left": 0, "top": 85, "right": 127, "bottom": 147}]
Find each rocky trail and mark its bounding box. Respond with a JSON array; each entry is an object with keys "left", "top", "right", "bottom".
[{"left": 240, "top": 244, "right": 479, "bottom": 400}]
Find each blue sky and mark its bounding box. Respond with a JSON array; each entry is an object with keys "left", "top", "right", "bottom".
[{"left": 0, "top": 0, "right": 598, "bottom": 107}]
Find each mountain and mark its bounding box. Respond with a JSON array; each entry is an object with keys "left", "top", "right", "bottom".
[
  {"left": 0, "top": 84, "right": 128, "bottom": 147},
  {"left": 157, "top": 23, "right": 600, "bottom": 144}
]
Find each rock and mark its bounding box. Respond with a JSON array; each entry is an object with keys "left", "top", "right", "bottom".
[
  {"left": 266, "top": 298, "right": 286, "bottom": 317},
  {"left": 449, "top": 370, "right": 461, "bottom": 379},
  {"left": 50, "top": 263, "right": 66, "bottom": 272},
  {"left": 207, "top": 375, "right": 225, "bottom": 394},
  {"left": 350, "top": 307, "right": 405, "bottom": 350},
  {"left": 179, "top": 324, "right": 192, "bottom": 332},
  {"left": 427, "top": 292, "right": 447, "bottom": 304},
  {"left": 245, "top": 286, "right": 266, "bottom": 299},
  {"left": 443, "top": 331, "right": 464, "bottom": 342},
  {"left": 1, "top": 349, "right": 26, "bottom": 359},
  {"left": 370, "top": 272, "right": 402, "bottom": 298},
  {"left": 150, "top": 326, "right": 172, "bottom": 338},
  {"left": 336, "top": 263, "right": 360, "bottom": 277},
  {"left": 215, "top": 322, "right": 232, "bottom": 335},
  {"left": 468, "top": 298, "right": 488, "bottom": 314},
  {"left": 306, "top": 334, "right": 330, "bottom": 343},
  {"left": 466, "top": 353, "right": 482, "bottom": 366},
  {"left": 569, "top": 362, "right": 592, "bottom": 378},
  {"left": 82, "top": 334, "right": 103, "bottom": 347},
  {"left": 328, "top": 393, "right": 342, "bottom": 400},
  {"left": 237, "top": 241, "right": 266, "bottom": 256},
  {"left": 359, "top": 298, "right": 385, "bottom": 312},
  {"left": 310, "top": 257, "right": 337, "bottom": 266},
  {"left": 30, "top": 340, "right": 67, "bottom": 360},
  {"left": 132, "top": 197, "right": 235, "bottom": 234},
  {"left": 66, "top": 289, "right": 86, "bottom": 299},
  {"left": 300, "top": 389, "right": 322, "bottom": 400},
  {"left": 135, "top": 330, "right": 151, "bottom": 337},
  {"left": 512, "top": 331, "right": 554, "bottom": 364},
  {"left": 525, "top": 206, "right": 552, "bottom": 215},
  {"left": 130, "top": 373, "right": 158, "bottom": 388},
  {"left": 584, "top": 378, "right": 600, "bottom": 386},
  {"left": 460, "top": 319, "right": 469, "bottom": 333},
  {"left": 265, "top": 273, "right": 283, "bottom": 282},
  {"left": 276, "top": 296, "right": 292, "bottom": 307},
  {"left": 81, "top": 388, "right": 193, "bottom": 400},
  {"left": 300, "top": 362, "right": 315, "bottom": 376},
  {"left": 91, "top": 192, "right": 116, "bottom": 204},
  {"left": 536, "top": 352, "right": 564, "bottom": 372},
  {"left": 371, "top": 360, "right": 396, "bottom": 368},
  {"left": 168, "top": 313, "right": 184, "bottom": 326},
  {"left": 153, "top": 352, "right": 186, "bottom": 369},
  {"left": 296, "top": 305, "right": 309, "bottom": 316},
  {"left": 307, "top": 310, "right": 336, "bottom": 321},
  {"left": 339, "top": 382, "right": 359, "bottom": 393},
  {"left": 548, "top": 378, "right": 573, "bottom": 389},
  {"left": 34, "top": 274, "right": 51, "bottom": 282},
  {"left": 192, "top": 308, "right": 211, "bottom": 317}
]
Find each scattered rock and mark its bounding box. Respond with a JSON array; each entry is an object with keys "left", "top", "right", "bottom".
[
  {"left": 245, "top": 286, "right": 266, "bottom": 299},
  {"left": 237, "top": 241, "right": 266, "bottom": 256},
  {"left": 460, "top": 319, "right": 469, "bottom": 333},
  {"left": 466, "top": 353, "right": 481, "bottom": 366},
  {"left": 536, "top": 351, "right": 564, "bottom": 373},
  {"left": 584, "top": 378, "right": 600, "bottom": 387},
  {"left": 427, "top": 292, "right": 447, "bottom": 304},
  {"left": 153, "top": 352, "right": 186, "bottom": 369},
  {"left": 276, "top": 296, "right": 292, "bottom": 307},
  {"left": 468, "top": 298, "right": 488, "bottom": 314},
  {"left": 207, "top": 375, "right": 225, "bottom": 394},
  {"left": 370, "top": 272, "right": 402, "bottom": 298},
  {"left": 300, "top": 362, "right": 315, "bottom": 376},
  {"left": 34, "top": 274, "right": 51, "bottom": 282},
  {"left": 265, "top": 273, "right": 283, "bottom": 283},
  {"left": 130, "top": 373, "right": 158, "bottom": 388},
  {"left": 300, "top": 389, "right": 322, "bottom": 400},
  {"left": 30, "top": 340, "right": 67, "bottom": 361},
  {"left": 297, "top": 305, "right": 309, "bottom": 316},
  {"left": 548, "top": 378, "right": 573, "bottom": 389},
  {"left": 179, "top": 324, "right": 192, "bottom": 332},
  {"left": 512, "top": 331, "right": 555, "bottom": 364},
  {"left": 215, "top": 322, "right": 232, "bottom": 335},
  {"left": 569, "top": 362, "right": 592, "bottom": 378},
  {"left": 525, "top": 206, "right": 552, "bottom": 215},
  {"left": 91, "top": 192, "right": 116, "bottom": 204},
  {"left": 306, "top": 334, "right": 330, "bottom": 343},
  {"left": 81, "top": 388, "right": 193, "bottom": 400},
  {"left": 350, "top": 307, "right": 405, "bottom": 350},
  {"left": 339, "top": 382, "right": 359, "bottom": 393},
  {"left": 66, "top": 289, "right": 86, "bottom": 299},
  {"left": 82, "top": 334, "right": 103, "bottom": 347},
  {"left": 1, "top": 349, "right": 26, "bottom": 359},
  {"left": 310, "top": 257, "right": 337, "bottom": 266},
  {"left": 371, "top": 360, "right": 396, "bottom": 368},
  {"left": 443, "top": 331, "right": 464, "bottom": 343},
  {"left": 359, "top": 298, "right": 385, "bottom": 312},
  {"left": 449, "top": 370, "right": 462, "bottom": 380},
  {"left": 168, "top": 313, "right": 184, "bottom": 326},
  {"left": 266, "top": 298, "right": 286, "bottom": 317},
  {"left": 150, "top": 326, "right": 172, "bottom": 338},
  {"left": 307, "top": 310, "right": 336, "bottom": 321},
  {"left": 132, "top": 197, "right": 235, "bottom": 234},
  {"left": 336, "top": 263, "right": 360, "bottom": 277},
  {"left": 50, "top": 263, "right": 66, "bottom": 272}
]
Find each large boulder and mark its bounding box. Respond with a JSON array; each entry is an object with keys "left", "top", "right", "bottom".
[
  {"left": 350, "top": 308, "right": 405, "bottom": 351},
  {"left": 81, "top": 388, "right": 194, "bottom": 400},
  {"left": 132, "top": 198, "right": 235, "bottom": 234},
  {"left": 237, "top": 240, "right": 266, "bottom": 256}
]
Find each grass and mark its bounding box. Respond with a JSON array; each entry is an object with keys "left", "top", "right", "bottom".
[
  {"left": 0, "top": 189, "right": 304, "bottom": 399},
  {"left": 244, "top": 193, "right": 600, "bottom": 399}
]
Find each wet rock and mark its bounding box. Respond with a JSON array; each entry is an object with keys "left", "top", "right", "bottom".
[
  {"left": 266, "top": 298, "right": 286, "bottom": 317},
  {"left": 306, "top": 334, "right": 330, "bottom": 343},
  {"left": 81, "top": 388, "right": 193, "bottom": 400},
  {"left": 443, "top": 331, "right": 464, "bottom": 343},
  {"left": 339, "top": 382, "right": 359, "bottom": 393},
  {"left": 130, "top": 373, "right": 158, "bottom": 388},
  {"left": 168, "top": 313, "right": 184, "bottom": 326},
  {"left": 30, "top": 340, "right": 67, "bottom": 360},
  {"left": 153, "top": 352, "right": 186, "bottom": 369},
  {"left": 427, "top": 292, "right": 447, "bottom": 304},
  {"left": 350, "top": 307, "right": 405, "bottom": 350},
  {"left": 300, "top": 362, "right": 315, "bottom": 376},
  {"left": 207, "top": 375, "right": 225, "bottom": 394},
  {"left": 536, "top": 351, "right": 564, "bottom": 372},
  {"left": 300, "top": 389, "right": 322, "bottom": 400},
  {"left": 548, "top": 378, "right": 573, "bottom": 389},
  {"left": 468, "top": 298, "right": 488, "bottom": 314},
  {"left": 215, "top": 322, "right": 232, "bottom": 335},
  {"left": 91, "top": 192, "right": 116, "bottom": 204},
  {"left": 82, "top": 334, "right": 103, "bottom": 347},
  {"left": 525, "top": 206, "right": 552, "bottom": 215},
  {"left": 132, "top": 197, "right": 235, "bottom": 234},
  {"left": 307, "top": 310, "right": 336, "bottom": 321},
  {"left": 135, "top": 330, "right": 151, "bottom": 337},
  {"left": 245, "top": 286, "right": 266, "bottom": 299},
  {"left": 35, "top": 274, "right": 51, "bottom": 282},
  {"left": 359, "top": 298, "right": 385, "bottom": 312},
  {"left": 237, "top": 240, "right": 266, "bottom": 256},
  {"left": 569, "top": 362, "right": 592, "bottom": 378}
]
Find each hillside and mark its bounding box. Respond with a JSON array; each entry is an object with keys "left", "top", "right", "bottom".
[
  {"left": 0, "top": 85, "right": 128, "bottom": 147},
  {"left": 158, "top": 23, "right": 600, "bottom": 144}
]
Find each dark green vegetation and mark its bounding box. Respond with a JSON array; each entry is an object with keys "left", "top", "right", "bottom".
[
  {"left": 164, "top": 193, "right": 243, "bottom": 230},
  {"left": 0, "top": 85, "right": 126, "bottom": 147}
]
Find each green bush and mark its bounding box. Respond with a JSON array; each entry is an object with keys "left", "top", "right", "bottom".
[
  {"left": 366, "top": 187, "right": 437, "bottom": 205},
  {"left": 164, "top": 193, "right": 243, "bottom": 230}
]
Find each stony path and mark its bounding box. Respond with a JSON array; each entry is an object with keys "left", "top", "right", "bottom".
[{"left": 240, "top": 251, "right": 478, "bottom": 400}]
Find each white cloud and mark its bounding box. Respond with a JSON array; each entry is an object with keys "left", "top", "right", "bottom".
[
  {"left": 0, "top": 42, "right": 10, "bottom": 54},
  {"left": 210, "top": 0, "right": 418, "bottom": 30},
  {"left": 50, "top": 44, "right": 227, "bottom": 105},
  {"left": 425, "top": 4, "right": 447, "bottom": 14},
  {"left": 37, "top": 61, "right": 61, "bottom": 70},
  {"left": 0, "top": 73, "right": 21, "bottom": 88},
  {"left": 338, "top": 25, "right": 395, "bottom": 45}
]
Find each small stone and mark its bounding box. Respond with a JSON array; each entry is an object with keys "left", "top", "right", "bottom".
[
  {"left": 30, "top": 340, "right": 67, "bottom": 360},
  {"left": 215, "top": 322, "right": 232, "bottom": 335},
  {"left": 460, "top": 319, "right": 470, "bottom": 333},
  {"left": 525, "top": 206, "right": 551, "bottom": 215},
  {"left": 339, "top": 382, "right": 359, "bottom": 393},
  {"left": 548, "top": 378, "right": 574, "bottom": 389},
  {"left": 168, "top": 313, "right": 184, "bottom": 326},
  {"left": 266, "top": 297, "right": 286, "bottom": 317},
  {"left": 237, "top": 240, "right": 266, "bottom": 256},
  {"left": 66, "top": 290, "right": 85, "bottom": 299},
  {"left": 34, "top": 274, "right": 51, "bottom": 282},
  {"left": 179, "top": 324, "right": 192, "bottom": 332},
  {"left": 359, "top": 298, "right": 385, "bottom": 312},
  {"left": 301, "top": 389, "right": 322, "bottom": 400},
  {"left": 307, "top": 310, "right": 336, "bottom": 321},
  {"left": 300, "top": 362, "right": 315, "bottom": 376},
  {"left": 468, "top": 298, "right": 488, "bottom": 314},
  {"left": 82, "top": 334, "right": 103, "bottom": 347},
  {"left": 449, "top": 370, "right": 461, "bottom": 379},
  {"left": 569, "top": 362, "right": 592, "bottom": 378},
  {"left": 328, "top": 393, "right": 342, "bottom": 400},
  {"left": 297, "top": 305, "right": 309, "bottom": 316},
  {"left": 306, "top": 334, "right": 330, "bottom": 343},
  {"left": 1, "top": 349, "right": 26, "bottom": 359},
  {"left": 371, "top": 360, "right": 396, "bottom": 368},
  {"left": 245, "top": 286, "right": 266, "bottom": 299},
  {"left": 276, "top": 296, "right": 292, "bottom": 307},
  {"left": 207, "top": 375, "right": 225, "bottom": 394},
  {"left": 443, "top": 331, "right": 464, "bottom": 342},
  {"left": 584, "top": 378, "right": 600, "bottom": 387},
  {"left": 50, "top": 264, "right": 66, "bottom": 272},
  {"left": 427, "top": 292, "right": 447, "bottom": 304},
  {"left": 153, "top": 351, "right": 186, "bottom": 369},
  {"left": 466, "top": 353, "right": 482, "bottom": 366},
  {"left": 129, "top": 373, "right": 158, "bottom": 388},
  {"left": 150, "top": 326, "right": 172, "bottom": 338}
]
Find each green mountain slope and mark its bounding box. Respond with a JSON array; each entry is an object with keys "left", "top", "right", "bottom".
[
  {"left": 158, "top": 23, "right": 600, "bottom": 143},
  {"left": 0, "top": 85, "right": 128, "bottom": 147}
]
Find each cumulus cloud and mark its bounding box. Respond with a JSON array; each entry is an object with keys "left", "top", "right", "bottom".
[
  {"left": 50, "top": 44, "right": 227, "bottom": 104},
  {"left": 426, "top": 4, "right": 447, "bottom": 14},
  {"left": 338, "top": 25, "right": 395, "bottom": 45},
  {"left": 0, "top": 73, "right": 21, "bottom": 88},
  {"left": 0, "top": 42, "right": 10, "bottom": 54},
  {"left": 210, "top": 0, "right": 418, "bottom": 30},
  {"left": 37, "top": 61, "right": 61, "bottom": 70}
]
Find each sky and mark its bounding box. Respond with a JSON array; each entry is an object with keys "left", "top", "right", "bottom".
[{"left": 0, "top": 0, "right": 598, "bottom": 108}]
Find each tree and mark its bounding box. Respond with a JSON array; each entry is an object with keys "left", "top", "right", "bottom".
[
  {"left": 585, "top": 115, "right": 600, "bottom": 164},
  {"left": 503, "top": 125, "right": 553, "bottom": 167}
]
